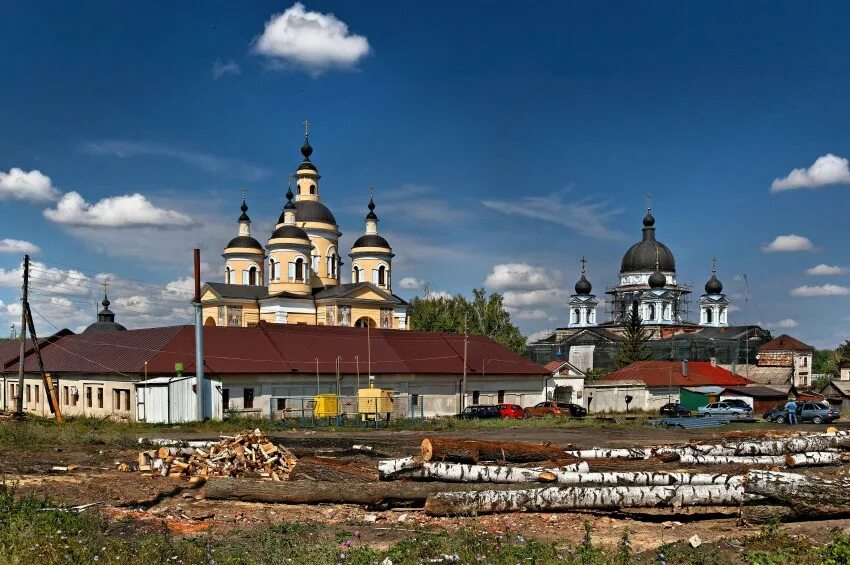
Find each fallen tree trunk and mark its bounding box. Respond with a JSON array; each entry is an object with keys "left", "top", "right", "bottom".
[
  {"left": 204, "top": 478, "right": 520, "bottom": 508},
  {"left": 378, "top": 456, "right": 422, "bottom": 480},
  {"left": 421, "top": 438, "right": 567, "bottom": 463},
  {"left": 745, "top": 470, "right": 850, "bottom": 509},
  {"left": 288, "top": 456, "right": 378, "bottom": 482},
  {"left": 739, "top": 504, "right": 850, "bottom": 525},
  {"left": 662, "top": 430, "right": 850, "bottom": 458},
  {"left": 564, "top": 448, "right": 650, "bottom": 460},
  {"left": 677, "top": 454, "right": 787, "bottom": 466},
  {"left": 424, "top": 484, "right": 749, "bottom": 516},
  {"left": 785, "top": 451, "right": 846, "bottom": 468},
  {"left": 540, "top": 471, "right": 742, "bottom": 487}
]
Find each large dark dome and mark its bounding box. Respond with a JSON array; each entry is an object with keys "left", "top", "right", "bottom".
[
  {"left": 705, "top": 273, "right": 723, "bottom": 294},
  {"left": 352, "top": 234, "right": 391, "bottom": 250},
  {"left": 270, "top": 225, "right": 310, "bottom": 241},
  {"left": 574, "top": 274, "right": 592, "bottom": 295},
  {"left": 294, "top": 200, "right": 337, "bottom": 225},
  {"left": 226, "top": 235, "right": 263, "bottom": 250},
  {"left": 83, "top": 321, "right": 127, "bottom": 333},
  {"left": 621, "top": 240, "right": 675, "bottom": 273}
]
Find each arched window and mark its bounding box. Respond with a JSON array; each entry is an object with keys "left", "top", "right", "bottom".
[
  {"left": 310, "top": 184, "right": 316, "bottom": 194},
  {"left": 225, "top": 266, "right": 232, "bottom": 284},
  {"left": 326, "top": 249, "right": 337, "bottom": 278},
  {"left": 352, "top": 265, "right": 360, "bottom": 283},
  {"left": 355, "top": 316, "right": 375, "bottom": 328},
  {"left": 378, "top": 265, "right": 387, "bottom": 286},
  {"left": 294, "top": 258, "right": 304, "bottom": 282},
  {"left": 706, "top": 308, "right": 713, "bottom": 324},
  {"left": 248, "top": 266, "right": 257, "bottom": 286},
  {"left": 269, "top": 259, "right": 277, "bottom": 282},
  {"left": 572, "top": 309, "right": 580, "bottom": 324},
  {"left": 648, "top": 303, "right": 656, "bottom": 321}
]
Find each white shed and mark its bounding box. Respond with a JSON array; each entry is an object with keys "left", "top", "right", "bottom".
[{"left": 136, "top": 376, "right": 223, "bottom": 423}]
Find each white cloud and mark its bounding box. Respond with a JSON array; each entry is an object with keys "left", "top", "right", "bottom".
[
  {"left": 0, "top": 168, "right": 60, "bottom": 202},
  {"left": 791, "top": 284, "right": 850, "bottom": 297},
  {"left": 44, "top": 192, "right": 194, "bottom": 229},
  {"left": 424, "top": 290, "right": 453, "bottom": 300},
  {"left": 482, "top": 191, "right": 624, "bottom": 240},
  {"left": 727, "top": 304, "right": 743, "bottom": 313},
  {"left": 512, "top": 309, "right": 549, "bottom": 320},
  {"left": 212, "top": 59, "right": 241, "bottom": 79},
  {"left": 503, "top": 288, "right": 568, "bottom": 309},
  {"left": 766, "top": 318, "right": 799, "bottom": 329},
  {"left": 83, "top": 140, "right": 270, "bottom": 181},
  {"left": 484, "top": 263, "right": 560, "bottom": 291},
  {"left": 526, "top": 329, "right": 554, "bottom": 343},
  {"left": 806, "top": 264, "right": 848, "bottom": 276},
  {"left": 253, "top": 3, "right": 370, "bottom": 76},
  {"left": 762, "top": 234, "right": 816, "bottom": 253},
  {"left": 771, "top": 154, "right": 850, "bottom": 192},
  {"left": 0, "top": 239, "right": 40, "bottom": 254},
  {"left": 399, "top": 277, "right": 425, "bottom": 290}
]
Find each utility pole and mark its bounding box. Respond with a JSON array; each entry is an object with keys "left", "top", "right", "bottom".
[
  {"left": 461, "top": 312, "right": 468, "bottom": 411},
  {"left": 16, "top": 254, "right": 29, "bottom": 415}
]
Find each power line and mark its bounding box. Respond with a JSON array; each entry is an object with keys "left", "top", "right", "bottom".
[{"left": 31, "top": 257, "right": 195, "bottom": 292}]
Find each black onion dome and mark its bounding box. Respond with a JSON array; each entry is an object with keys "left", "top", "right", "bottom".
[
  {"left": 352, "top": 234, "right": 391, "bottom": 249},
  {"left": 643, "top": 211, "right": 655, "bottom": 227},
  {"left": 238, "top": 199, "right": 250, "bottom": 222},
  {"left": 270, "top": 225, "right": 310, "bottom": 241},
  {"left": 295, "top": 200, "right": 337, "bottom": 225},
  {"left": 366, "top": 197, "right": 377, "bottom": 220},
  {"left": 301, "top": 137, "right": 313, "bottom": 159},
  {"left": 648, "top": 268, "right": 667, "bottom": 289},
  {"left": 284, "top": 187, "right": 296, "bottom": 210},
  {"left": 575, "top": 274, "right": 592, "bottom": 295},
  {"left": 226, "top": 235, "right": 263, "bottom": 250},
  {"left": 705, "top": 273, "right": 723, "bottom": 294}
]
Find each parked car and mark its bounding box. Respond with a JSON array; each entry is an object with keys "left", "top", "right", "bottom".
[
  {"left": 497, "top": 403, "right": 526, "bottom": 419},
  {"left": 525, "top": 401, "right": 587, "bottom": 418},
  {"left": 456, "top": 405, "right": 502, "bottom": 419},
  {"left": 762, "top": 402, "right": 840, "bottom": 424},
  {"left": 721, "top": 399, "right": 753, "bottom": 411},
  {"left": 697, "top": 402, "right": 753, "bottom": 417},
  {"left": 659, "top": 403, "right": 692, "bottom": 417}
]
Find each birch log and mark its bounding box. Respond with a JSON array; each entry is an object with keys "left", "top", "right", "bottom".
[
  {"left": 387, "top": 461, "right": 590, "bottom": 483},
  {"left": 378, "top": 457, "right": 422, "bottom": 480},
  {"left": 423, "top": 484, "right": 748, "bottom": 516},
  {"left": 745, "top": 470, "right": 850, "bottom": 508},
  {"left": 660, "top": 430, "right": 850, "bottom": 458},
  {"left": 785, "top": 451, "right": 847, "bottom": 468},
  {"left": 564, "top": 448, "right": 650, "bottom": 460},
  {"left": 541, "top": 471, "right": 743, "bottom": 487},
  {"left": 677, "top": 454, "right": 787, "bottom": 466},
  {"left": 421, "top": 438, "right": 567, "bottom": 463}
]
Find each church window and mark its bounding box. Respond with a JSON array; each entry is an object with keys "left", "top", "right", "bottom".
[
  {"left": 248, "top": 266, "right": 258, "bottom": 286},
  {"left": 377, "top": 265, "right": 387, "bottom": 287},
  {"left": 353, "top": 265, "right": 360, "bottom": 283},
  {"left": 648, "top": 304, "right": 656, "bottom": 321},
  {"left": 225, "top": 266, "right": 232, "bottom": 284},
  {"left": 706, "top": 308, "right": 713, "bottom": 324},
  {"left": 269, "top": 259, "right": 277, "bottom": 282},
  {"left": 294, "top": 258, "right": 305, "bottom": 282},
  {"left": 572, "top": 309, "right": 580, "bottom": 324},
  {"left": 326, "top": 250, "right": 337, "bottom": 278},
  {"left": 310, "top": 184, "right": 316, "bottom": 195}
]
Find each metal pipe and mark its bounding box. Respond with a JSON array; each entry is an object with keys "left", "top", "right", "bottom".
[{"left": 193, "top": 249, "right": 205, "bottom": 420}]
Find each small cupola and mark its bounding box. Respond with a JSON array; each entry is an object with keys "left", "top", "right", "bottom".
[
  {"left": 648, "top": 250, "right": 666, "bottom": 289},
  {"left": 574, "top": 257, "right": 592, "bottom": 295},
  {"left": 83, "top": 291, "right": 127, "bottom": 333},
  {"left": 704, "top": 257, "right": 723, "bottom": 294}
]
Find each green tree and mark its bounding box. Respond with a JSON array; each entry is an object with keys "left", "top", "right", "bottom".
[
  {"left": 615, "top": 303, "right": 650, "bottom": 368},
  {"left": 408, "top": 287, "right": 527, "bottom": 354},
  {"left": 813, "top": 349, "right": 833, "bottom": 374}
]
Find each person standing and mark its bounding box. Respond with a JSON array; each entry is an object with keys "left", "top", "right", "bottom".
[{"left": 785, "top": 397, "right": 797, "bottom": 425}]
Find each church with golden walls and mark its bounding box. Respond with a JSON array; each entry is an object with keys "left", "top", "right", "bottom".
[{"left": 201, "top": 128, "right": 409, "bottom": 330}]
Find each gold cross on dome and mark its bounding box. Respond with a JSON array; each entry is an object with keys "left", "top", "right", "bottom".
[{"left": 303, "top": 120, "right": 311, "bottom": 136}]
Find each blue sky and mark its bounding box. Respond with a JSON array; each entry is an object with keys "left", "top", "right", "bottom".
[{"left": 1, "top": 1, "right": 849, "bottom": 347}]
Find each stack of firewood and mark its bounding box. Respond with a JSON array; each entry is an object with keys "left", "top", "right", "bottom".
[{"left": 133, "top": 429, "right": 297, "bottom": 482}]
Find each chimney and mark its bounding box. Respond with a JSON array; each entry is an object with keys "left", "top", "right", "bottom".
[{"left": 681, "top": 359, "right": 689, "bottom": 377}]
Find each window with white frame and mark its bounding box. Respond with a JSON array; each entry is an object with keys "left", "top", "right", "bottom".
[
  {"left": 269, "top": 259, "right": 277, "bottom": 282},
  {"left": 225, "top": 266, "right": 232, "bottom": 284},
  {"left": 289, "top": 257, "right": 307, "bottom": 283}
]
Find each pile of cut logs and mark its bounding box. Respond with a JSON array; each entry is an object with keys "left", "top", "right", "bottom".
[
  {"left": 202, "top": 429, "right": 850, "bottom": 523},
  {"left": 134, "top": 429, "right": 297, "bottom": 481}
]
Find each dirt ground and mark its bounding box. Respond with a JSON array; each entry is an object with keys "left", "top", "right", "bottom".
[{"left": 3, "top": 424, "right": 850, "bottom": 553}]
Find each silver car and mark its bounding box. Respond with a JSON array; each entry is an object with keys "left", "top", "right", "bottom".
[{"left": 697, "top": 402, "right": 753, "bottom": 417}]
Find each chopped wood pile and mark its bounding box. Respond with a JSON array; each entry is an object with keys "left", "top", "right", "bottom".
[{"left": 131, "top": 429, "right": 297, "bottom": 482}]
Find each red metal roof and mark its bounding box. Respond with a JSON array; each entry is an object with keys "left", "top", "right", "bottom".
[
  {"left": 544, "top": 360, "right": 566, "bottom": 372},
  {"left": 599, "top": 360, "right": 751, "bottom": 387},
  {"left": 12, "top": 323, "right": 548, "bottom": 378},
  {"left": 12, "top": 326, "right": 185, "bottom": 374},
  {"left": 758, "top": 334, "right": 813, "bottom": 352},
  {"left": 1, "top": 330, "right": 74, "bottom": 369}
]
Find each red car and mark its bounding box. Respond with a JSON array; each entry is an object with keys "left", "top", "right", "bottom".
[{"left": 498, "top": 403, "right": 526, "bottom": 419}]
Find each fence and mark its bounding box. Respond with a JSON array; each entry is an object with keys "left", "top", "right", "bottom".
[{"left": 258, "top": 394, "right": 426, "bottom": 428}]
